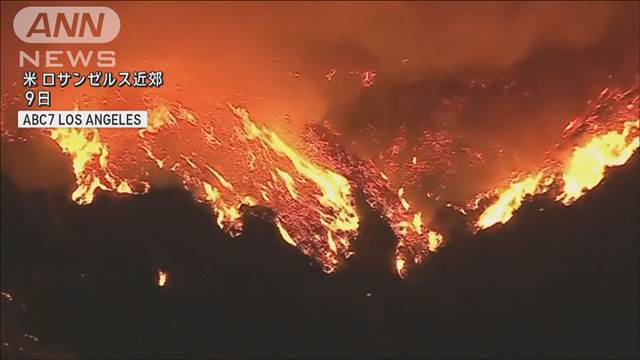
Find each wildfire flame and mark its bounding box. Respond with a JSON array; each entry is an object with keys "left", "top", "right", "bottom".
[
  {"left": 50, "top": 128, "right": 139, "bottom": 205},
  {"left": 473, "top": 88, "right": 639, "bottom": 230},
  {"left": 476, "top": 173, "right": 547, "bottom": 230},
  {"left": 44, "top": 98, "right": 369, "bottom": 273},
  {"left": 557, "top": 120, "right": 639, "bottom": 205},
  {"left": 29, "top": 86, "right": 640, "bottom": 277},
  {"left": 230, "top": 105, "right": 359, "bottom": 239}
]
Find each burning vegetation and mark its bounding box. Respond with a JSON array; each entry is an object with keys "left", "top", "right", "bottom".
[
  {"left": 472, "top": 88, "right": 639, "bottom": 231},
  {"left": 0, "top": 1, "right": 637, "bottom": 279},
  {"left": 35, "top": 85, "right": 639, "bottom": 278}
]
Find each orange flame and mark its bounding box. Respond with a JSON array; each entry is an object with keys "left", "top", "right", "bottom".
[
  {"left": 474, "top": 112, "right": 638, "bottom": 230},
  {"left": 157, "top": 270, "right": 168, "bottom": 287},
  {"left": 557, "top": 120, "right": 639, "bottom": 205},
  {"left": 476, "top": 173, "right": 546, "bottom": 230},
  {"left": 231, "top": 104, "right": 360, "bottom": 238},
  {"left": 50, "top": 127, "right": 140, "bottom": 204},
  {"left": 41, "top": 86, "right": 638, "bottom": 278},
  {"left": 47, "top": 100, "right": 363, "bottom": 274}
]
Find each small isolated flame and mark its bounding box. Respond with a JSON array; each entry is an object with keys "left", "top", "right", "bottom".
[
  {"left": 395, "top": 257, "right": 406, "bottom": 277},
  {"left": 157, "top": 270, "right": 168, "bottom": 287},
  {"left": 427, "top": 231, "right": 444, "bottom": 252}
]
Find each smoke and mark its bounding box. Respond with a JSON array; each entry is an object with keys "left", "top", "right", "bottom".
[
  {"left": 1, "top": 1, "right": 639, "bottom": 201},
  {"left": 280, "top": 2, "right": 618, "bottom": 74}
]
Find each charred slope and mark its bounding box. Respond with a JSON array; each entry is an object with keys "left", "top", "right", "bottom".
[{"left": 1, "top": 156, "right": 638, "bottom": 358}]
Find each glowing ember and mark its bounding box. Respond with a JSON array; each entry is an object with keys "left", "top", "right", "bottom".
[
  {"left": 158, "top": 270, "right": 168, "bottom": 287},
  {"left": 1, "top": 292, "right": 13, "bottom": 301},
  {"left": 395, "top": 258, "right": 406, "bottom": 277},
  {"left": 326, "top": 69, "right": 337, "bottom": 81},
  {"left": 427, "top": 231, "right": 444, "bottom": 252},
  {"left": 362, "top": 70, "right": 376, "bottom": 87}
]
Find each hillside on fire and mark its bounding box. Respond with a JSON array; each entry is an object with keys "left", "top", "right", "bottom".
[{"left": 1, "top": 1, "right": 639, "bottom": 358}]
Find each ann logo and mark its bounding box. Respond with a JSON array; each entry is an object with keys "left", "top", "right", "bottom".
[
  {"left": 26, "top": 12, "right": 105, "bottom": 38},
  {"left": 14, "top": 7, "right": 120, "bottom": 43}
]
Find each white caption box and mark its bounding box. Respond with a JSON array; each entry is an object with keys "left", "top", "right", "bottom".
[{"left": 18, "top": 110, "right": 148, "bottom": 128}]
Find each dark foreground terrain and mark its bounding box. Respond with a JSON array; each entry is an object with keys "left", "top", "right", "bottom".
[{"left": 1, "top": 155, "right": 638, "bottom": 359}]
